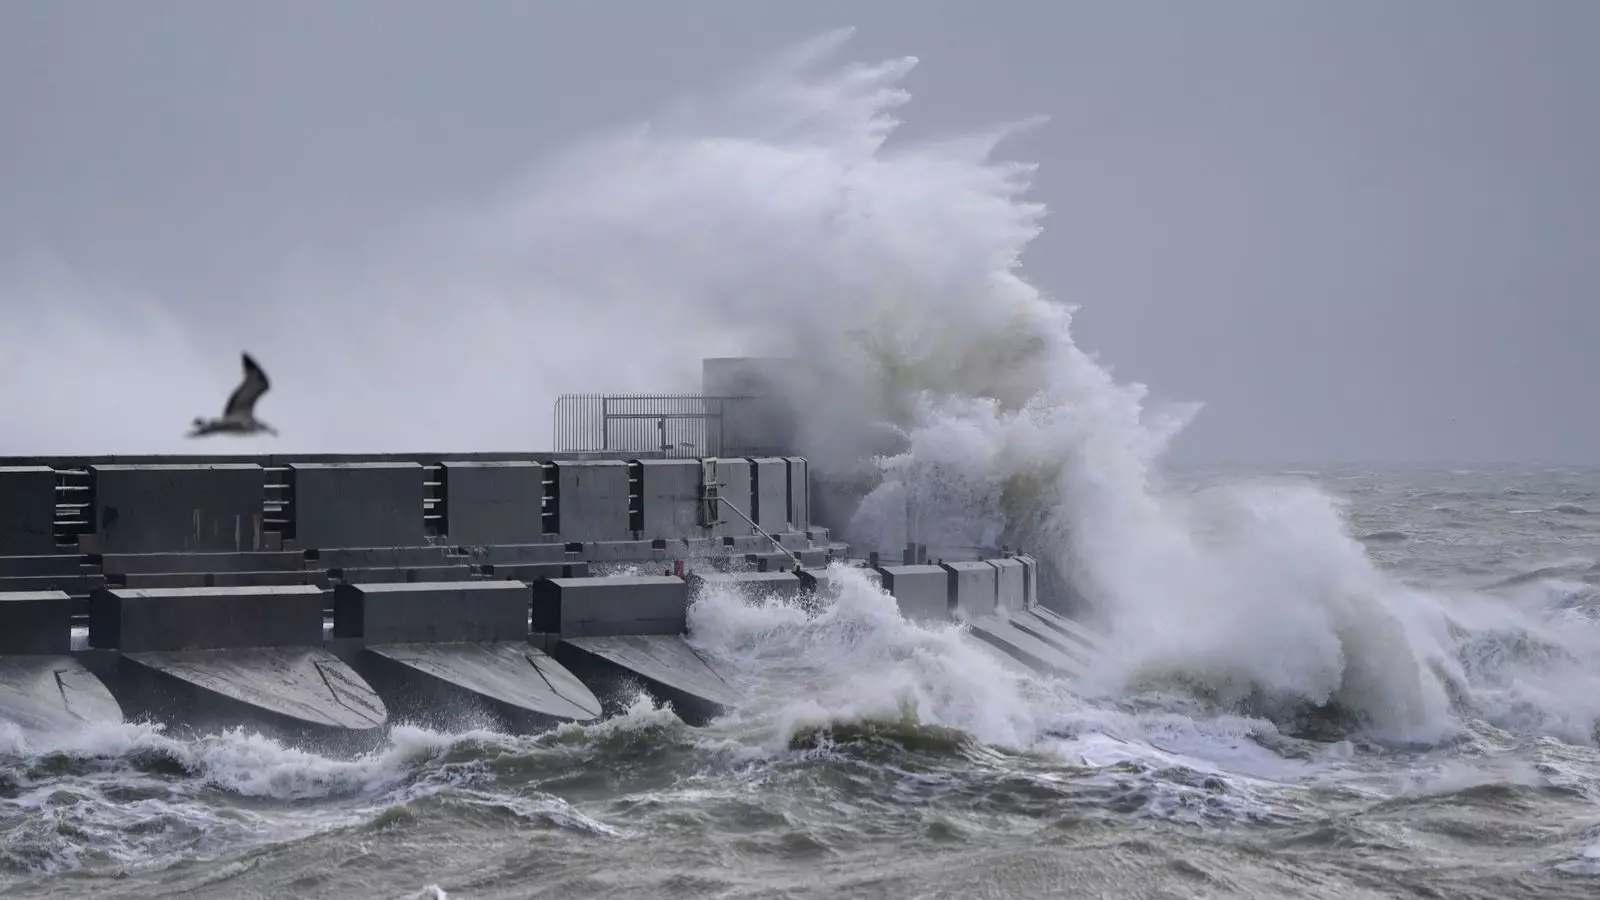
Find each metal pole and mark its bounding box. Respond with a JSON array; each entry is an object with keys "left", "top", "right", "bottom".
[{"left": 716, "top": 495, "right": 802, "bottom": 571}]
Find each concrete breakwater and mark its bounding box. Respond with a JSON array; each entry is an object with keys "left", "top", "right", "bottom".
[{"left": 0, "top": 452, "right": 1101, "bottom": 743}]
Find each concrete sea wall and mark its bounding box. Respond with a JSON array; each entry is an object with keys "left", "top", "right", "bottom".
[{"left": 0, "top": 451, "right": 1103, "bottom": 743}]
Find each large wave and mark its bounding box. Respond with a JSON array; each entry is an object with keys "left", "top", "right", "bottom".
[{"left": 3, "top": 28, "right": 1598, "bottom": 748}]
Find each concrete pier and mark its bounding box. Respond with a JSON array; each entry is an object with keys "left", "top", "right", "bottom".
[
  {"left": 90, "top": 585, "right": 388, "bottom": 737},
  {"left": 534, "top": 576, "right": 741, "bottom": 723},
  {"left": 0, "top": 435, "right": 1106, "bottom": 741},
  {"left": 0, "top": 590, "right": 123, "bottom": 730},
  {"left": 333, "top": 581, "right": 602, "bottom": 729}
]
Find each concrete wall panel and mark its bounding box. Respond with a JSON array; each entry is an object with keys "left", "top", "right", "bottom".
[
  {"left": 89, "top": 585, "right": 325, "bottom": 652},
  {"left": 292, "top": 462, "right": 424, "bottom": 549},
  {"left": 749, "top": 457, "right": 789, "bottom": 533},
  {"left": 636, "top": 459, "right": 703, "bottom": 539},
  {"left": 942, "top": 561, "right": 998, "bottom": 618},
  {"left": 0, "top": 590, "right": 73, "bottom": 655},
  {"left": 0, "top": 467, "right": 57, "bottom": 556},
  {"left": 989, "top": 558, "right": 1027, "bottom": 613},
  {"left": 530, "top": 576, "right": 687, "bottom": 638},
  {"left": 552, "top": 461, "right": 630, "bottom": 542},
  {"left": 712, "top": 458, "right": 753, "bottom": 538},
  {"left": 101, "top": 551, "right": 305, "bottom": 576},
  {"left": 333, "top": 581, "right": 530, "bottom": 643},
  {"left": 1015, "top": 554, "right": 1039, "bottom": 608},
  {"left": 783, "top": 457, "right": 809, "bottom": 532},
  {"left": 876, "top": 564, "right": 950, "bottom": 623},
  {"left": 442, "top": 461, "right": 546, "bottom": 546},
  {"left": 92, "top": 464, "right": 265, "bottom": 555}
]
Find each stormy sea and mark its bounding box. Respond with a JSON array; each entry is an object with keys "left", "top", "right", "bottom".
[
  {"left": 4, "top": 29, "right": 1598, "bottom": 900},
  {"left": 2, "top": 467, "right": 1598, "bottom": 899}
]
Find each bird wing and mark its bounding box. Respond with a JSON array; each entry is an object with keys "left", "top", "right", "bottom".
[{"left": 223, "top": 352, "right": 271, "bottom": 418}]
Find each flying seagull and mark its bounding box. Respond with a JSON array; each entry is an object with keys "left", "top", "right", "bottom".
[{"left": 187, "top": 352, "right": 279, "bottom": 438}]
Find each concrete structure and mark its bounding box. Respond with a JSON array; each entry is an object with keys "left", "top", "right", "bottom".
[
  {"left": 551, "top": 460, "right": 631, "bottom": 542},
  {"left": 291, "top": 462, "right": 425, "bottom": 549},
  {"left": 0, "top": 434, "right": 1106, "bottom": 739},
  {"left": 87, "top": 584, "right": 388, "bottom": 736},
  {"left": 334, "top": 581, "right": 601, "bottom": 729},
  {"left": 91, "top": 463, "right": 266, "bottom": 554},
  {"left": 634, "top": 459, "right": 704, "bottom": 538},
  {"left": 875, "top": 564, "right": 950, "bottom": 623},
  {"left": 0, "top": 467, "right": 58, "bottom": 556},
  {"left": 710, "top": 457, "right": 754, "bottom": 539},
  {"left": 989, "top": 557, "right": 1028, "bottom": 613},
  {"left": 532, "top": 575, "right": 742, "bottom": 723},
  {"left": 749, "top": 457, "right": 789, "bottom": 533},
  {"left": 687, "top": 570, "right": 804, "bottom": 604},
  {"left": 942, "top": 561, "right": 999, "bottom": 618},
  {"left": 440, "top": 461, "right": 547, "bottom": 546}
]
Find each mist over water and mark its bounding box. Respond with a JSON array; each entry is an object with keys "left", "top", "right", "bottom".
[{"left": 4, "top": 29, "right": 1600, "bottom": 897}]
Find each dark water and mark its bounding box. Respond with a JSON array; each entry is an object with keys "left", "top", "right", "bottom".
[{"left": 5, "top": 467, "right": 1600, "bottom": 899}]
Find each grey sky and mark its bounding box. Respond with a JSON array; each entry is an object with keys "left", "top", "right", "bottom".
[{"left": 3, "top": 1, "right": 1596, "bottom": 465}]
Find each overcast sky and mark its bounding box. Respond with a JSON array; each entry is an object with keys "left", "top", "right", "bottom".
[{"left": 3, "top": 1, "right": 1596, "bottom": 465}]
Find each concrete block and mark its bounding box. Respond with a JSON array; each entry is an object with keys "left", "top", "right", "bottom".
[
  {"left": 0, "top": 554, "right": 85, "bottom": 578},
  {"left": 0, "top": 467, "right": 58, "bottom": 556},
  {"left": 291, "top": 463, "right": 424, "bottom": 549},
  {"left": 88, "top": 585, "right": 325, "bottom": 652},
  {"left": 721, "top": 534, "right": 767, "bottom": 553},
  {"left": 797, "top": 565, "right": 881, "bottom": 599},
  {"left": 635, "top": 459, "right": 704, "bottom": 539},
  {"left": 712, "top": 458, "right": 753, "bottom": 538},
  {"left": 452, "top": 543, "right": 567, "bottom": 565},
  {"left": 333, "top": 580, "right": 531, "bottom": 643},
  {"left": 749, "top": 457, "right": 789, "bottom": 533},
  {"left": 743, "top": 551, "right": 795, "bottom": 571},
  {"left": 101, "top": 551, "right": 306, "bottom": 576},
  {"left": 91, "top": 464, "right": 265, "bottom": 554},
  {"left": 1016, "top": 554, "right": 1040, "bottom": 608},
  {"left": 875, "top": 564, "right": 951, "bottom": 623},
  {"left": 989, "top": 557, "right": 1027, "bottom": 613},
  {"left": 942, "top": 561, "right": 998, "bottom": 617},
  {"left": 313, "top": 546, "right": 455, "bottom": 568},
  {"left": 688, "top": 570, "right": 803, "bottom": 603},
  {"left": 0, "top": 574, "right": 104, "bottom": 596},
  {"left": 530, "top": 576, "right": 687, "bottom": 638},
  {"left": 569, "top": 540, "right": 655, "bottom": 563},
  {"left": 795, "top": 549, "right": 831, "bottom": 568},
  {"left": 330, "top": 565, "right": 476, "bottom": 584},
  {"left": 118, "top": 570, "right": 316, "bottom": 590},
  {"left": 0, "top": 591, "right": 73, "bottom": 655},
  {"left": 482, "top": 561, "right": 589, "bottom": 582},
  {"left": 442, "top": 461, "right": 546, "bottom": 545},
  {"left": 784, "top": 457, "right": 809, "bottom": 532},
  {"left": 551, "top": 460, "right": 630, "bottom": 542}
]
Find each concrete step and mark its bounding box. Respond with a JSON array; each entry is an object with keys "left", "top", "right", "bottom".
[
  {"left": 99, "top": 551, "right": 309, "bottom": 576},
  {"left": 0, "top": 554, "right": 96, "bottom": 578},
  {"left": 114, "top": 570, "right": 325, "bottom": 589}
]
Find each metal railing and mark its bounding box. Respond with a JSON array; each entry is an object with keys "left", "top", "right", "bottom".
[{"left": 552, "top": 393, "right": 757, "bottom": 459}]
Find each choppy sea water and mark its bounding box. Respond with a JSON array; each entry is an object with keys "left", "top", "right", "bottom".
[{"left": 1, "top": 466, "right": 1597, "bottom": 900}]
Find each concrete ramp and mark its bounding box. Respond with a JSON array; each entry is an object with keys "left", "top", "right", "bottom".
[
  {"left": 365, "top": 642, "right": 601, "bottom": 723},
  {"left": 0, "top": 656, "right": 123, "bottom": 731},
  {"left": 964, "top": 616, "right": 1086, "bottom": 679},
  {"left": 123, "top": 647, "right": 387, "bottom": 731},
  {"left": 559, "top": 635, "right": 742, "bottom": 717},
  {"left": 1024, "top": 606, "right": 1105, "bottom": 655},
  {"left": 1005, "top": 614, "right": 1096, "bottom": 667}
]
